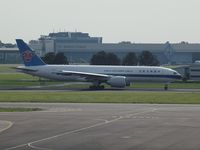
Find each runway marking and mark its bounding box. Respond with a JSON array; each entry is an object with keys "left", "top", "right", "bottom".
[
  {"left": 121, "top": 136, "right": 131, "bottom": 139},
  {"left": 5, "top": 144, "right": 27, "bottom": 150},
  {"left": 47, "top": 108, "right": 82, "bottom": 112},
  {"left": 28, "top": 144, "right": 52, "bottom": 150},
  {"left": 5, "top": 108, "right": 157, "bottom": 150},
  {"left": 132, "top": 116, "right": 159, "bottom": 119},
  {"left": 0, "top": 120, "right": 13, "bottom": 134},
  {"left": 95, "top": 118, "right": 110, "bottom": 123}
]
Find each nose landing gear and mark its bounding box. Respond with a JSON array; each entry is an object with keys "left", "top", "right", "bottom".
[{"left": 164, "top": 84, "right": 168, "bottom": 90}]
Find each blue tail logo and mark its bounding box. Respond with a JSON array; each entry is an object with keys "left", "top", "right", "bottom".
[
  {"left": 23, "top": 50, "right": 33, "bottom": 62},
  {"left": 16, "top": 39, "right": 46, "bottom": 66}
]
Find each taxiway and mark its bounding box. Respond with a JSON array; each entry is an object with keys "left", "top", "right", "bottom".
[{"left": 1, "top": 103, "right": 200, "bottom": 150}]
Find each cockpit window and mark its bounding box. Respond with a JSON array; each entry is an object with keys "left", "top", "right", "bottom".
[{"left": 173, "top": 72, "right": 177, "bottom": 75}]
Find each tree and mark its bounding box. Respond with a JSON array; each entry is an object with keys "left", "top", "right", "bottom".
[
  {"left": 54, "top": 52, "right": 68, "bottom": 64},
  {"left": 41, "top": 52, "right": 68, "bottom": 64},
  {"left": 122, "top": 52, "right": 138, "bottom": 66},
  {"left": 90, "top": 51, "right": 120, "bottom": 65},
  {"left": 90, "top": 51, "right": 107, "bottom": 65},
  {"left": 106, "top": 52, "right": 121, "bottom": 65},
  {"left": 139, "top": 51, "right": 159, "bottom": 66},
  {"left": 41, "top": 52, "right": 56, "bottom": 64}
]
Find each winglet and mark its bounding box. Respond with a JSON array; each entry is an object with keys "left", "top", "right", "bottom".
[{"left": 16, "top": 39, "right": 46, "bottom": 66}]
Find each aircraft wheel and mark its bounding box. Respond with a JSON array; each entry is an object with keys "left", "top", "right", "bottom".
[
  {"left": 164, "top": 84, "right": 168, "bottom": 90},
  {"left": 89, "top": 85, "right": 104, "bottom": 90},
  {"left": 99, "top": 85, "right": 105, "bottom": 90}
]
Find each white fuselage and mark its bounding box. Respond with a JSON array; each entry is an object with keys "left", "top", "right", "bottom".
[{"left": 18, "top": 65, "right": 182, "bottom": 84}]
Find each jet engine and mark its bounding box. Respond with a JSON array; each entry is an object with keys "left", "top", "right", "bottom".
[{"left": 107, "top": 76, "right": 127, "bottom": 88}]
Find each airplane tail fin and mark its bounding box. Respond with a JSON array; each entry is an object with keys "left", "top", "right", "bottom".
[{"left": 16, "top": 39, "right": 46, "bottom": 66}]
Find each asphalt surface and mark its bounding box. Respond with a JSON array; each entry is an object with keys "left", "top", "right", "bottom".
[
  {"left": 1, "top": 103, "right": 200, "bottom": 150},
  {"left": 1, "top": 88, "right": 200, "bottom": 93}
]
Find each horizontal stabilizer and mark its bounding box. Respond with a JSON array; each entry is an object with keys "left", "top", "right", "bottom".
[{"left": 14, "top": 66, "right": 38, "bottom": 72}]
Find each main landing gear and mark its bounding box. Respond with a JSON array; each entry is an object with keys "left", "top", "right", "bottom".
[
  {"left": 89, "top": 85, "right": 105, "bottom": 90},
  {"left": 89, "top": 82, "right": 105, "bottom": 90}
]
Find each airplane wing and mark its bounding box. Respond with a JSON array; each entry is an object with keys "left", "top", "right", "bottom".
[{"left": 57, "top": 70, "right": 110, "bottom": 81}]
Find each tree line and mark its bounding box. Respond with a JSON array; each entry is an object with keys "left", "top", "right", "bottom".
[
  {"left": 41, "top": 51, "right": 159, "bottom": 66},
  {"left": 41, "top": 52, "right": 68, "bottom": 64},
  {"left": 90, "top": 51, "right": 159, "bottom": 66}
]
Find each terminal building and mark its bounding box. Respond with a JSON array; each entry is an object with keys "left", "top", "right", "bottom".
[
  {"left": 0, "top": 47, "right": 21, "bottom": 64},
  {"left": 1, "top": 32, "right": 200, "bottom": 65},
  {"left": 28, "top": 32, "right": 200, "bottom": 65}
]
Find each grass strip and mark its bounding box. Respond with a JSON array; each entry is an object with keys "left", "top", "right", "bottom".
[{"left": 0, "top": 91, "right": 200, "bottom": 104}]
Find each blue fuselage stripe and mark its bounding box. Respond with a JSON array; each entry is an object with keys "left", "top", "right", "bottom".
[{"left": 107, "top": 74, "right": 182, "bottom": 79}]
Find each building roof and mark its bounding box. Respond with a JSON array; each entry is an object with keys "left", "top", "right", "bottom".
[
  {"left": 0, "top": 47, "right": 19, "bottom": 52},
  {"left": 56, "top": 43, "right": 200, "bottom": 53}
]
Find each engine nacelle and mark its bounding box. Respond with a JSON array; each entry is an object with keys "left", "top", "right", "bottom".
[{"left": 107, "top": 76, "right": 127, "bottom": 88}]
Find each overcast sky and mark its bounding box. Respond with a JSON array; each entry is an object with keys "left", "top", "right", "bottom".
[{"left": 0, "top": 0, "right": 200, "bottom": 43}]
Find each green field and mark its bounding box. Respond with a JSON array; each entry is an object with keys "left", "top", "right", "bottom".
[
  {"left": 131, "top": 82, "right": 200, "bottom": 89},
  {"left": 0, "top": 91, "right": 200, "bottom": 104},
  {"left": 0, "top": 65, "right": 17, "bottom": 73},
  {"left": 0, "top": 73, "right": 64, "bottom": 89}
]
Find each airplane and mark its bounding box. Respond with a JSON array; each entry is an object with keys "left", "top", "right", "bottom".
[{"left": 15, "top": 39, "right": 182, "bottom": 90}]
